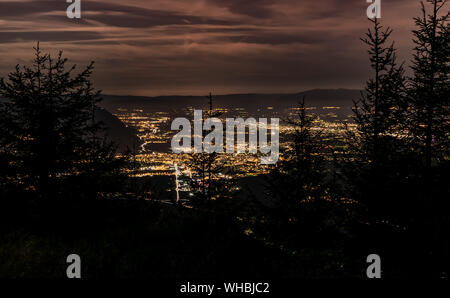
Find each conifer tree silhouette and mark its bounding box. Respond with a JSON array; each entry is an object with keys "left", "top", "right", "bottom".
[
  {"left": 349, "top": 18, "right": 408, "bottom": 223},
  {"left": 408, "top": 0, "right": 449, "bottom": 277},
  {"left": 409, "top": 0, "right": 449, "bottom": 171},
  {"left": 187, "top": 93, "right": 235, "bottom": 208},
  {"left": 354, "top": 18, "right": 407, "bottom": 162},
  {"left": 263, "top": 98, "right": 336, "bottom": 249},
  {"left": 0, "top": 44, "right": 128, "bottom": 201}
]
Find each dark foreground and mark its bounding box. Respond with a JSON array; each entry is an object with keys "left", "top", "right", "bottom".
[{"left": 0, "top": 191, "right": 443, "bottom": 280}]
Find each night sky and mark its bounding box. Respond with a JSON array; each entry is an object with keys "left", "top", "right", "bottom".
[{"left": 0, "top": 0, "right": 422, "bottom": 96}]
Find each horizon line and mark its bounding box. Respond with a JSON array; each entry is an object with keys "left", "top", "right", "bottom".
[{"left": 101, "top": 88, "right": 363, "bottom": 99}]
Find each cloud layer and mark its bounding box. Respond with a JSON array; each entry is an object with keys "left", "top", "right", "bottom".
[{"left": 0, "top": 0, "right": 425, "bottom": 95}]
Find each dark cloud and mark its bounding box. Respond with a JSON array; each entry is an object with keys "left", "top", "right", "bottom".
[
  {"left": 0, "top": 0, "right": 235, "bottom": 27},
  {"left": 0, "top": 31, "right": 101, "bottom": 43},
  {"left": 87, "top": 11, "right": 234, "bottom": 28},
  {"left": 227, "top": 31, "right": 331, "bottom": 45},
  {"left": 0, "top": 1, "right": 67, "bottom": 17},
  {"left": 209, "top": 0, "right": 277, "bottom": 18}
]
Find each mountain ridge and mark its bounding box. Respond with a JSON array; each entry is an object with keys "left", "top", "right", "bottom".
[
  {"left": 101, "top": 88, "right": 361, "bottom": 102},
  {"left": 100, "top": 89, "right": 362, "bottom": 114}
]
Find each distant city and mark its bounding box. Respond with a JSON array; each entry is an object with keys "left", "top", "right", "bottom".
[{"left": 97, "top": 90, "right": 359, "bottom": 200}]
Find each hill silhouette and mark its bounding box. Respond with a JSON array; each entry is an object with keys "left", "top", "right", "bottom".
[
  {"left": 100, "top": 89, "right": 361, "bottom": 118},
  {"left": 95, "top": 108, "right": 141, "bottom": 153}
]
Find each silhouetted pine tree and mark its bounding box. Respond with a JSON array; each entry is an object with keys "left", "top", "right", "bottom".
[
  {"left": 0, "top": 44, "right": 128, "bottom": 201},
  {"left": 408, "top": 0, "right": 449, "bottom": 277},
  {"left": 262, "top": 99, "right": 348, "bottom": 256},
  {"left": 187, "top": 93, "right": 235, "bottom": 208},
  {"left": 409, "top": 0, "right": 449, "bottom": 170},
  {"left": 268, "top": 98, "right": 326, "bottom": 203},
  {"left": 349, "top": 18, "right": 409, "bottom": 223},
  {"left": 354, "top": 18, "right": 407, "bottom": 160}
]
